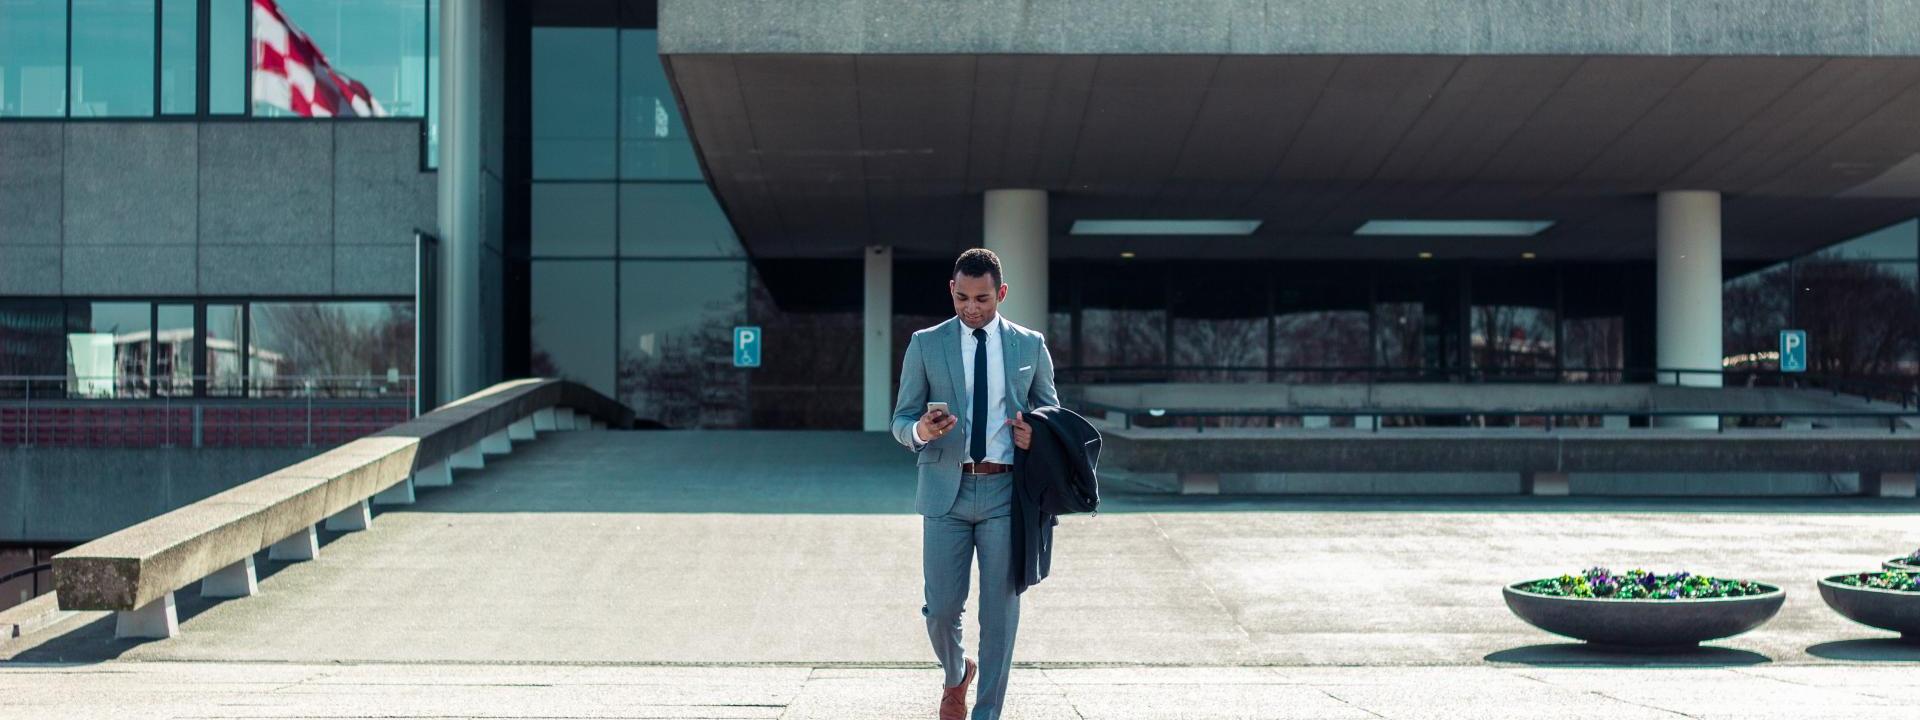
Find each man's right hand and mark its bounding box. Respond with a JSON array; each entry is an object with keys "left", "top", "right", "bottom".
[{"left": 917, "top": 409, "right": 958, "bottom": 443}]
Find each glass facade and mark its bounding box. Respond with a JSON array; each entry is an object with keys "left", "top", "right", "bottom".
[
  {"left": 1, "top": 0, "right": 438, "bottom": 161},
  {"left": 1724, "top": 220, "right": 1920, "bottom": 391},
  {"left": 0, "top": 0, "right": 69, "bottom": 116},
  {"left": 527, "top": 25, "right": 750, "bottom": 429},
  {"left": 0, "top": 299, "right": 412, "bottom": 399}
]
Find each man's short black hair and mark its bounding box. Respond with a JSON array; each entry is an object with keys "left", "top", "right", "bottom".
[{"left": 953, "top": 248, "right": 1003, "bottom": 287}]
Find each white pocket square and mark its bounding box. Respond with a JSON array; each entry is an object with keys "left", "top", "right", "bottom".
[{"left": 1018, "top": 365, "right": 1033, "bottom": 372}]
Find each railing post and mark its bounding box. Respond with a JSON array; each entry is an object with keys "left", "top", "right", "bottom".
[
  {"left": 305, "top": 380, "right": 314, "bottom": 448},
  {"left": 22, "top": 380, "right": 31, "bottom": 449},
  {"left": 162, "top": 394, "right": 172, "bottom": 448}
]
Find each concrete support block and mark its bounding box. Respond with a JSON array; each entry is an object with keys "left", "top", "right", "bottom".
[
  {"left": 1303, "top": 415, "right": 1330, "bottom": 429},
  {"left": 200, "top": 557, "right": 258, "bottom": 599},
  {"left": 1179, "top": 472, "right": 1221, "bottom": 496},
  {"left": 1523, "top": 472, "right": 1570, "bottom": 496},
  {"left": 414, "top": 461, "right": 453, "bottom": 488},
  {"left": 1354, "top": 416, "right": 1378, "bottom": 431},
  {"left": 114, "top": 591, "right": 178, "bottom": 640},
  {"left": 451, "top": 443, "right": 485, "bottom": 470},
  {"left": 269, "top": 525, "right": 320, "bottom": 561},
  {"left": 373, "top": 475, "right": 415, "bottom": 506},
  {"left": 324, "top": 500, "right": 372, "bottom": 531},
  {"left": 1603, "top": 415, "right": 1628, "bottom": 430},
  {"left": 533, "top": 407, "right": 557, "bottom": 432},
  {"left": 557, "top": 407, "right": 577, "bottom": 430},
  {"left": 1784, "top": 418, "right": 1813, "bottom": 431},
  {"left": 1862, "top": 472, "right": 1918, "bottom": 498},
  {"left": 591, "top": 420, "right": 606, "bottom": 430},
  {"left": 480, "top": 429, "right": 512, "bottom": 455},
  {"left": 508, "top": 416, "right": 535, "bottom": 441}
]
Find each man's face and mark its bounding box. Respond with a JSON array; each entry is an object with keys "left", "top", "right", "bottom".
[{"left": 950, "top": 272, "right": 1006, "bottom": 329}]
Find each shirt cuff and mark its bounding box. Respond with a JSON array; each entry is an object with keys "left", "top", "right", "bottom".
[{"left": 912, "top": 422, "right": 930, "bottom": 446}]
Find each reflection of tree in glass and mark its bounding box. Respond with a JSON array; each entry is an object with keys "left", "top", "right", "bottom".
[
  {"left": 1722, "top": 264, "right": 1791, "bottom": 375},
  {"left": 1173, "top": 317, "right": 1265, "bottom": 383},
  {"left": 1471, "top": 305, "right": 1555, "bottom": 376},
  {"left": 1274, "top": 311, "right": 1370, "bottom": 382},
  {"left": 617, "top": 296, "right": 747, "bottom": 428},
  {"left": 746, "top": 278, "right": 860, "bottom": 428},
  {"left": 1794, "top": 261, "right": 1920, "bottom": 383},
  {"left": 1561, "top": 317, "right": 1623, "bottom": 384},
  {"left": 250, "top": 303, "right": 414, "bottom": 396}
]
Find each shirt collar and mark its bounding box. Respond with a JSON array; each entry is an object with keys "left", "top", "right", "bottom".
[{"left": 965, "top": 313, "right": 1001, "bottom": 340}]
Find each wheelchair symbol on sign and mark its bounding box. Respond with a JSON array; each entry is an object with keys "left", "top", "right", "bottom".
[{"left": 734, "top": 326, "right": 761, "bottom": 368}]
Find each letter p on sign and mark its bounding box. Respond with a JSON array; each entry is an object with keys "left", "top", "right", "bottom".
[
  {"left": 734, "top": 326, "right": 761, "bottom": 368},
  {"left": 1780, "top": 329, "right": 1806, "bottom": 373}
]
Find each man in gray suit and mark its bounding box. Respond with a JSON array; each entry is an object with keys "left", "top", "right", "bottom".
[{"left": 892, "top": 248, "right": 1060, "bottom": 720}]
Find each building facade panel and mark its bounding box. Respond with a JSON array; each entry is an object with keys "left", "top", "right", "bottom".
[
  {"left": 198, "top": 245, "right": 334, "bottom": 295},
  {"left": 197, "top": 122, "right": 336, "bottom": 247},
  {"left": 62, "top": 123, "right": 198, "bottom": 247},
  {"left": 333, "top": 122, "right": 438, "bottom": 246},
  {"left": 0, "top": 124, "right": 64, "bottom": 247},
  {"left": 63, "top": 245, "right": 196, "bottom": 295}
]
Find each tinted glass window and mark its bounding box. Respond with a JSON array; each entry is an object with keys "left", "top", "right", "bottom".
[
  {"left": 265, "top": 0, "right": 429, "bottom": 117},
  {"left": 619, "top": 30, "right": 700, "bottom": 180},
  {"left": 160, "top": 0, "right": 197, "bottom": 113},
  {"left": 532, "top": 28, "right": 617, "bottom": 179},
  {"left": 0, "top": 0, "right": 68, "bottom": 116}
]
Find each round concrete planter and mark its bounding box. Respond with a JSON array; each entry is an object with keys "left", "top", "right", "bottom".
[
  {"left": 1881, "top": 557, "right": 1920, "bottom": 573},
  {"left": 1503, "top": 583, "right": 1785, "bottom": 649},
  {"left": 1818, "top": 575, "right": 1920, "bottom": 643}
]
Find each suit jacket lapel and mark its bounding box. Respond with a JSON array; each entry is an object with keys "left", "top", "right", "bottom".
[
  {"left": 944, "top": 317, "right": 969, "bottom": 427},
  {"left": 1001, "top": 319, "right": 1021, "bottom": 415}
]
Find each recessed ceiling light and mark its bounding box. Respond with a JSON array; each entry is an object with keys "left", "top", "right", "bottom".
[
  {"left": 1119, "top": 251, "right": 1136, "bottom": 259},
  {"left": 1521, "top": 252, "right": 1536, "bottom": 259},
  {"left": 1417, "top": 252, "right": 1434, "bottom": 259},
  {"left": 1356, "top": 220, "right": 1555, "bottom": 237},
  {"left": 1071, "top": 219, "right": 1263, "bottom": 236}
]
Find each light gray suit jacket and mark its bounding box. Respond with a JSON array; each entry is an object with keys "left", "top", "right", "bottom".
[{"left": 892, "top": 315, "right": 1060, "bottom": 517}]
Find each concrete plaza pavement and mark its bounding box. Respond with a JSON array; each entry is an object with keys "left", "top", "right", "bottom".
[{"left": 4, "top": 430, "right": 1919, "bottom": 717}]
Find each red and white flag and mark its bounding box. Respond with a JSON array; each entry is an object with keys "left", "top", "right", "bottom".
[{"left": 251, "top": 0, "right": 387, "bottom": 117}]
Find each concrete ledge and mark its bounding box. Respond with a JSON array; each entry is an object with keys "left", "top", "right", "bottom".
[
  {"left": 54, "top": 379, "right": 634, "bottom": 613},
  {"left": 0, "top": 592, "right": 72, "bottom": 648},
  {"left": 1106, "top": 427, "right": 1920, "bottom": 497}
]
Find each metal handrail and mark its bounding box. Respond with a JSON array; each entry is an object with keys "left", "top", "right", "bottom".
[
  {"left": 2, "top": 375, "right": 418, "bottom": 449},
  {"left": 1059, "top": 365, "right": 1919, "bottom": 408},
  {"left": 1078, "top": 399, "right": 1920, "bottom": 435},
  {"left": 0, "top": 564, "right": 51, "bottom": 588}
]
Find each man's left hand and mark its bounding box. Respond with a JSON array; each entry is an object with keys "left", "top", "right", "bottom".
[{"left": 1008, "top": 412, "right": 1032, "bottom": 451}]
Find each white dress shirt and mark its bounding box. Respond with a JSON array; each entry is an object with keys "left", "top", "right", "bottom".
[{"left": 915, "top": 314, "right": 1013, "bottom": 463}]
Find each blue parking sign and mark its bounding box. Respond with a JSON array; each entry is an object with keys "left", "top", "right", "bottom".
[
  {"left": 733, "top": 326, "right": 761, "bottom": 368},
  {"left": 1780, "top": 330, "right": 1806, "bottom": 373}
]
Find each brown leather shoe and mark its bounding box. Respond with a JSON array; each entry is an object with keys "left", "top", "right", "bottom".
[{"left": 939, "top": 658, "right": 976, "bottom": 720}]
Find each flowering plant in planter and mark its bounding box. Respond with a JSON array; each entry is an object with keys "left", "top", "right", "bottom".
[
  {"left": 1886, "top": 551, "right": 1920, "bottom": 571},
  {"left": 1835, "top": 571, "right": 1920, "bottom": 592},
  {"left": 1520, "top": 568, "right": 1770, "bottom": 600}
]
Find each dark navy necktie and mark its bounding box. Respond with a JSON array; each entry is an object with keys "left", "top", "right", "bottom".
[{"left": 970, "top": 327, "right": 988, "bottom": 463}]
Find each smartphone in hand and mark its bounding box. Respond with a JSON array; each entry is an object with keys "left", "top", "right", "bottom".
[{"left": 926, "top": 401, "right": 949, "bottom": 419}]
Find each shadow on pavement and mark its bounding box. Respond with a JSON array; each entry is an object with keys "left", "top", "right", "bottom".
[
  {"left": 1805, "top": 638, "right": 1920, "bottom": 661},
  {"left": 1484, "top": 643, "right": 1771, "bottom": 667},
  {"left": 1, "top": 537, "right": 349, "bottom": 665}
]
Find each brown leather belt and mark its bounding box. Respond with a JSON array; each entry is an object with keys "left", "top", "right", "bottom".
[{"left": 961, "top": 461, "right": 1013, "bottom": 475}]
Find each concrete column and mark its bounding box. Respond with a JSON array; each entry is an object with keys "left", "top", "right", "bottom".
[
  {"left": 1523, "top": 472, "right": 1570, "bottom": 496},
  {"left": 1655, "top": 190, "right": 1723, "bottom": 429},
  {"left": 864, "top": 245, "right": 893, "bottom": 432},
  {"left": 114, "top": 591, "right": 177, "bottom": 639},
  {"left": 1863, "top": 472, "right": 1918, "bottom": 498},
  {"left": 436, "top": 0, "right": 484, "bottom": 402},
  {"left": 373, "top": 476, "right": 416, "bottom": 506},
  {"left": 480, "top": 429, "right": 512, "bottom": 455},
  {"left": 508, "top": 416, "right": 535, "bottom": 441},
  {"left": 451, "top": 443, "right": 485, "bottom": 470},
  {"left": 325, "top": 499, "right": 372, "bottom": 531},
  {"left": 1179, "top": 472, "right": 1221, "bottom": 495},
  {"left": 414, "top": 461, "right": 454, "bottom": 488},
  {"left": 269, "top": 526, "right": 319, "bottom": 562},
  {"left": 984, "top": 189, "right": 1049, "bottom": 330},
  {"left": 200, "top": 557, "right": 258, "bottom": 599}
]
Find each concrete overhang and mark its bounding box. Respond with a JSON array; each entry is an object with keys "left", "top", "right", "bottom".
[{"left": 660, "top": 0, "right": 1920, "bottom": 261}]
